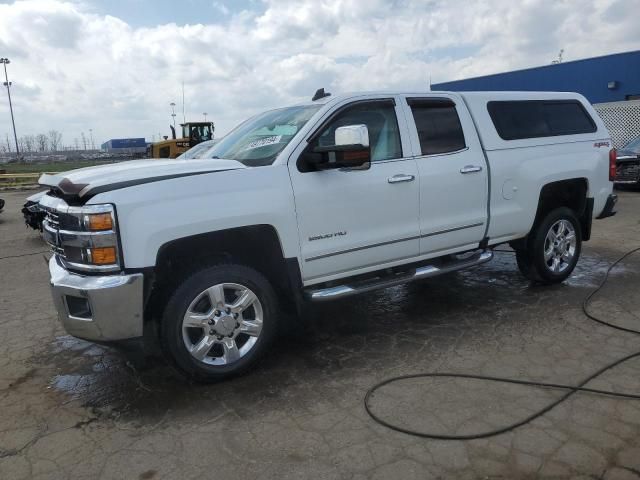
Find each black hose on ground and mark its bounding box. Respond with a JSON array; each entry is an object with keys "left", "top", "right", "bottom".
[{"left": 364, "top": 246, "right": 640, "bottom": 440}]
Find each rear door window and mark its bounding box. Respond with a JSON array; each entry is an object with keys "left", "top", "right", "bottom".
[
  {"left": 488, "top": 100, "right": 597, "bottom": 140},
  {"left": 408, "top": 99, "right": 467, "bottom": 155}
]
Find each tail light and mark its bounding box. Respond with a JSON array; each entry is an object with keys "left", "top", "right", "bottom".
[{"left": 609, "top": 148, "right": 616, "bottom": 181}]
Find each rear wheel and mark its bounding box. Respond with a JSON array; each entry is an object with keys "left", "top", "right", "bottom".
[
  {"left": 161, "top": 264, "right": 278, "bottom": 382},
  {"left": 515, "top": 207, "right": 582, "bottom": 284}
]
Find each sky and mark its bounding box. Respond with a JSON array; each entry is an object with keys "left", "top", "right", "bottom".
[{"left": 0, "top": 0, "right": 639, "bottom": 148}]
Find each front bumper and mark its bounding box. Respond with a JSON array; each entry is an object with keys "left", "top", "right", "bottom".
[
  {"left": 48, "top": 256, "right": 144, "bottom": 341},
  {"left": 596, "top": 194, "right": 618, "bottom": 220}
]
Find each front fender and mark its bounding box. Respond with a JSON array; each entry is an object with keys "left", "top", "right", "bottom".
[{"left": 89, "top": 165, "right": 300, "bottom": 269}]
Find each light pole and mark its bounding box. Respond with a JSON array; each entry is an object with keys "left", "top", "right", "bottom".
[
  {"left": 1, "top": 58, "right": 20, "bottom": 159},
  {"left": 170, "top": 102, "right": 177, "bottom": 131},
  {"left": 203, "top": 112, "right": 208, "bottom": 122},
  {"left": 89, "top": 128, "right": 94, "bottom": 150}
]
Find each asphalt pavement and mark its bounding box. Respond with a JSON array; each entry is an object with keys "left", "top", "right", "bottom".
[{"left": 1, "top": 189, "right": 640, "bottom": 479}]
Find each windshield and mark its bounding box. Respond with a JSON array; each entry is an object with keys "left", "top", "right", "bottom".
[
  {"left": 624, "top": 136, "right": 640, "bottom": 151},
  {"left": 177, "top": 139, "right": 219, "bottom": 159},
  {"left": 206, "top": 105, "right": 321, "bottom": 167},
  {"left": 182, "top": 123, "right": 213, "bottom": 142}
]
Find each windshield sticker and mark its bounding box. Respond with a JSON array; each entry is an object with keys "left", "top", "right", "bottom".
[{"left": 242, "top": 135, "right": 282, "bottom": 151}]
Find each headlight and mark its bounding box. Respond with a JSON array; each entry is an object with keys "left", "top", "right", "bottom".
[{"left": 41, "top": 200, "right": 121, "bottom": 273}]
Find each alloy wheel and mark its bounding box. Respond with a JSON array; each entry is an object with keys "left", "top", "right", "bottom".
[
  {"left": 543, "top": 219, "right": 577, "bottom": 273},
  {"left": 181, "top": 283, "right": 263, "bottom": 366}
]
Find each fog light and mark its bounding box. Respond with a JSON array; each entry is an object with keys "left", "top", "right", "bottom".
[
  {"left": 90, "top": 247, "right": 117, "bottom": 265},
  {"left": 65, "top": 296, "right": 92, "bottom": 319}
]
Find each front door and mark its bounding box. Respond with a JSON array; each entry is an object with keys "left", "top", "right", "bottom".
[{"left": 288, "top": 98, "right": 420, "bottom": 284}]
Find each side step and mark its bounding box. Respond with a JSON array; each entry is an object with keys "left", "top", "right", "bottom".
[{"left": 305, "top": 250, "right": 493, "bottom": 302}]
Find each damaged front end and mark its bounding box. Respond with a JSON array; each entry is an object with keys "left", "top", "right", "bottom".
[{"left": 22, "top": 191, "right": 47, "bottom": 231}]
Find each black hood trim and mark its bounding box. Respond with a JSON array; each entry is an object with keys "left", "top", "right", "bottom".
[{"left": 78, "top": 168, "right": 239, "bottom": 200}]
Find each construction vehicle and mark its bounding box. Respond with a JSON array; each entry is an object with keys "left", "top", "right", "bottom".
[{"left": 148, "top": 122, "right": 214, "bottom": 159}]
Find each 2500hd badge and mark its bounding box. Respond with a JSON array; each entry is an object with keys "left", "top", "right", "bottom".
[{"left": 309, "top": 231, "right": 347, "bottom": 242}]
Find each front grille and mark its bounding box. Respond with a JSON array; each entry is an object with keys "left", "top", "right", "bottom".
[
  {"left": 46, "top": 211, "right": 60, "bottom": 228},
  {"left": 616, "top": 161, "right": 640, "bottom": 183},
  {"left": 43, "top": 209, "right": 67, "bottom": 259}
]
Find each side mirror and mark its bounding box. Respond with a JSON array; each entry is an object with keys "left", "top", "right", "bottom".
[
  {"left": 335, "top": 124, "right": 369, "bottom": 149},
  {"left": 307, "top": 124, "right": 371, "bottom": 170}
]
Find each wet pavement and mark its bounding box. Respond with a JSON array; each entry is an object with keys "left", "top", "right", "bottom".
[{"left": 1, "top": 189, "right": 640, "bottom": 479}]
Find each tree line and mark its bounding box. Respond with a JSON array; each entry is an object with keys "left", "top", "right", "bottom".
[{"left": 1, "top": 130, "right": 64, "bottom": 154}]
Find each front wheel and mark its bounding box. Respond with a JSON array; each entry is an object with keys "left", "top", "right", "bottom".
[
  {"left": 161, "top": 264, "right": 279, "bottom": 382},
  {"left": 515, "top": 207, "right": 582, "bottom": 284}
]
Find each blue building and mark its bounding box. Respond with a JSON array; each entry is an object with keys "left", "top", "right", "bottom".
[
  {"left": 432, "top": 50, "right": 640, "bottom": 105},
  {"left": 101, "top": 138, "right": 147, "bottom": 154}
]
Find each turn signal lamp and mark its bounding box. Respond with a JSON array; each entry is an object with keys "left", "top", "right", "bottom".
[{"left": 86, "top": 213, "right": 113, "bottom": 231}]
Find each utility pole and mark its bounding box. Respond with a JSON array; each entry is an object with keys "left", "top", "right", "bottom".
[
  {"left": 203, "top": 112, "right": 208, "bottom": 122},
  {"left": 1, "top": 58, "right": 20, "bottom": 159},
  {"left": 182, "top": 81, "right": 186, "bottom": 124}
]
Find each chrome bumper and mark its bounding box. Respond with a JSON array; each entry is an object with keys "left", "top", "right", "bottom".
[{"left": 48, "top": 256, "right": 144, "bottom": 341}]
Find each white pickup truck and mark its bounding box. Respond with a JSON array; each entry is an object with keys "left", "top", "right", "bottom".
[{"left": 39, "top": 90, "right": 617, "bottom": 381}]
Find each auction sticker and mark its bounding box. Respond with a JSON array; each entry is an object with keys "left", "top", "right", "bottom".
[{"left": 243, "top": 135, "right": 282, "bottom": 151}]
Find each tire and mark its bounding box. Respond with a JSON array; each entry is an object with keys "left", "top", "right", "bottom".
[
  {"left": 161, "top": 263, "right": 279, "bottom": 382},
  {"left": 515, "top": 207, "right": 582, "bottom": 284}
]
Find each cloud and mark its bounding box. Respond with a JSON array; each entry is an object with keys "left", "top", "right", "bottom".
[{"left": 0, "top": 0, "right": 638, "bottom": 147}]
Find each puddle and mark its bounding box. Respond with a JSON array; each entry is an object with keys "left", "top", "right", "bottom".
[{"left": 47, "top": 336, "right": 173, "bottom": 416}]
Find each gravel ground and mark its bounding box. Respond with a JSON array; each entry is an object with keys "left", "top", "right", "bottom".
[{"left": 1, "top": 189, "right": 640, "bottom": 480}]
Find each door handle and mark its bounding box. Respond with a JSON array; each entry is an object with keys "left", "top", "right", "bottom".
[
  {"left": 460, "top": 165, "right": 483, "bottom": 174},
  {"left": 388, "top": 174, "right": 415, "bottom": 184}
]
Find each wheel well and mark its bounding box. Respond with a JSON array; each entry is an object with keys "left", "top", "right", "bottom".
[
  {"left": 147, "top": 225, "right": 301, "bottom": 329},
  {"left": 534, "top": 178, "right": 589, "bottom": 237},
  {"left": 536, "top": 178, "right": 587, "bottom": 216}
]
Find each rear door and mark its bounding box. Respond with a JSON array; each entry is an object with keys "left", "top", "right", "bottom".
[{"left": 400, "top": 95, "right": 488, "bottom": 255}]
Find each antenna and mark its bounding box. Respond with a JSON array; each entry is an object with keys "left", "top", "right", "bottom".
[
  {"left": 312, "top": 88, "right": 331, "bottom": 101},
  {"left": 551, "top": 49, "right": 564, "bottom": 64}
]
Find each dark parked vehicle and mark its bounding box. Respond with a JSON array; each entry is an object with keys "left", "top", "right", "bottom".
[
  {"left": 0, "top": 198, "right": 4, "bottom": 213},
  {"left": 615, "top": 136, "right": 640, "bottom": 186}
]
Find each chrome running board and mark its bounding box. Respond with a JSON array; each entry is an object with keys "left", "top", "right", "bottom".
[{"left": 305, "top": 251, "right": 493, "bottom": 302}]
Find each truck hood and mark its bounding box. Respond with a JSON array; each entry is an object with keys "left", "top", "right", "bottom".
[{"left": 38, "top": 158, "right": 247, "bottom": 199}]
